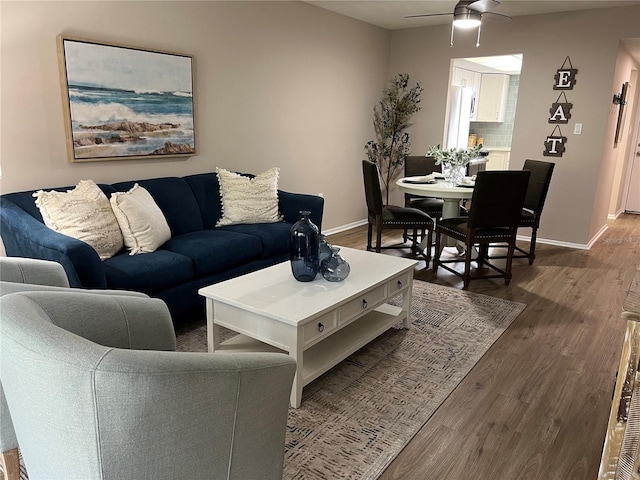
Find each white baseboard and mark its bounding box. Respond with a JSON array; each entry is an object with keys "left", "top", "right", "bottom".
[
  {"left": 323, "top": 219, "right": 368, "bottom": 236},
  {"left": 325, "top": 219, "right": 608, "bottom": 251}
]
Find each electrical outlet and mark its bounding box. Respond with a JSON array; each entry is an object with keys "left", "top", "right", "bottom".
[{"left": 574, "top": 123, "right": 583, "bottom": 135}]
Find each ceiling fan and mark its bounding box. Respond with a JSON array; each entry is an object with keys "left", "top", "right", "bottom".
[{"left": 405, "top": 0, "right": 512, "bottom": 47}]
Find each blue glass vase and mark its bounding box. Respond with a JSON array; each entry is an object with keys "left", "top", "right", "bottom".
[
  {"left": 318, "top": 234, "right": 332, "bottom": 265},
  {"left": 289, "top": 211, "right": 320, "bottom": 282},
  {"left": 321, "top": 246, "right": 350, "bottom": 282}
]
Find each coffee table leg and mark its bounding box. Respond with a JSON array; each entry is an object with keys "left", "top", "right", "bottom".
[
  {"left": 402, "top": 280, "right": 413, "bottom": 329},
  {"left": 290, "top": 337, "right": 304, "bottom": 408},
  {"left": 205, "top": 298, "right": 221, "bottom": 353}
]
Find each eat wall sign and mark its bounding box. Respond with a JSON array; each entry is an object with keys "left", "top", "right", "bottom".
[{"left": 544, "top": 57, "right": 577, "bottom": 157}]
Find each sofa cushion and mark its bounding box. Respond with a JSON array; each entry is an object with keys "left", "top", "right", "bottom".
[
  {"left": 217, "top": 222, "right": 292, "bottom": 258},
  {"left": 110, "top": 184, "right": 172, "bottom": 255},
  {"left": 103, "top": 250, "right": 195, "bottom": 293},
  {"left": 163, "top": 230, "right": 263, "bottom": 276},
  {"left": 183, "top": 173, "right": 223, "bottom": 228},
  {"left": 215, "top": 167, "right": 283, "bottom": 226},
  {"left": 32, "top": 180, "right": 124, "bottom": 261},
  {"left": 112, "top": 177, "right": 203, "bottom": 236}
]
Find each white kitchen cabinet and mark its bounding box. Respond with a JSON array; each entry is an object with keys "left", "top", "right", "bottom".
[
  {"left": 476, "top": 74, "right": 510, "bottom": 122},
  {"left": 485, "top": 150, "right": 510, "bottom": 171}
]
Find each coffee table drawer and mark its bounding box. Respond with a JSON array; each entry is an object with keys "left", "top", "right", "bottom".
[
  {"left": 338, "top": 284, "right": 386, "bottom": 325},
  {"left": 303, "top": 311, "right": 337, "bottom": 345},
  {"left": 387, "top": 272, "right": 411, "bottom": 295}
]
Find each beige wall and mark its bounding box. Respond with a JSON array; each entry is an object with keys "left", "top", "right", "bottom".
[
  {"left": 0, "top": 1, "right": 389, "bottom": 231},
  {"left": 389, "top": 6, "right": 640, "bottom": 246},
  {"left": 2, "top": 2, "right": 640, "bottom": 248}
]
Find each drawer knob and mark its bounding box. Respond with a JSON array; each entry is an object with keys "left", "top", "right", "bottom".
[
  {"left": 318, "top": 322, "right": 324, "bottom": 332},
  {"left": 362, "top": 299, "right": 368, "bottom": 309},
  {"left": 397, "top": 280, "right": 403, "bottom": 289}
]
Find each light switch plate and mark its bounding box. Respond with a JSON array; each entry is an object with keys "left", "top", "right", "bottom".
[{"left": 574, "top": 123, "right": 583, "bottom": 135}]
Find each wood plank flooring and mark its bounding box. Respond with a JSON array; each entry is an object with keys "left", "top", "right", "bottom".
[{"left": 326, "top": 213, "right": 640, "bottom": 480}]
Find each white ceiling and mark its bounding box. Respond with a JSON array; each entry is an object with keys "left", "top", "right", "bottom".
[
  {"left": 304, "top": 1, "right": 640, "bottom": 62},
  {"left": 304, "top": 1, "right": 640, "bottom": 30}
]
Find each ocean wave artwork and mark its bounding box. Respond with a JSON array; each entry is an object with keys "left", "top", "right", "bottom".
[{"left": 59, "top": 37, "right": 196, "bottom": 161}]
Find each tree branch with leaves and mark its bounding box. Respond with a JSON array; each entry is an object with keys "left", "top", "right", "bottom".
[{"left": 365, "top": 73, "right": 423, "bottom": 205}]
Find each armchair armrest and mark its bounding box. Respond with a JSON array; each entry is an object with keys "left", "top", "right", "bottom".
[
  {"left": 0, "top": 257, "right": 69, "bottom": 287},
  {"left": 278, "top": 191, "right": 324, "bottom": 231},
  {"left": 10, "top": 291, "right": 175, "bottom": 351},
  {"left": 0, "top": 199, "right": 107, "bottom": 288}
]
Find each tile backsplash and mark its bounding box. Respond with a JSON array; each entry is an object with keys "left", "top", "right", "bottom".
[{"left": 470, "top": 75, "right": 519, "bottom": 148}]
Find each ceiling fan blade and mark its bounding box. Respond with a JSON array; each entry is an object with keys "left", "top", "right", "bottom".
[
  {"left": 467, "top": 0, "right": 500, "bottom": 13},
  {"left": 405, "top": 12, "right": 452, "bottom": 19},
  {"left": 482, "top": 11, "right": 512, "bottom": 23}
]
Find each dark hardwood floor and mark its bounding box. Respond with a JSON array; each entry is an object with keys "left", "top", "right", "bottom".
[{"left": 326, "top": 213, "right": 640, "bottom": 480}]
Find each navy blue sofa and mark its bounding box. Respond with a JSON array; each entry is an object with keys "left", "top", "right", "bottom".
[{"left": 0, "top": 172, "right": 324, "bottom": 322}]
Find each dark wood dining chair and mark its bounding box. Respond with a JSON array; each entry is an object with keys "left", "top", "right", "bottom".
[
  {"left": 433, "top": 170, "right": 530, "bottom": 289},
  {"left": 488, "top": 159, "right": 555, "bottom": 265},
  {"left": 404, "top": 156, "right": 445, "bottom": 219},
  {"left": 362, "top": 160, "right": 435, "bottom": 262}
]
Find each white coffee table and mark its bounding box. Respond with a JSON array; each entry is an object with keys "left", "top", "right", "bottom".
[{"left": 198, "top": 247, "right": 418, "bottom": 408}]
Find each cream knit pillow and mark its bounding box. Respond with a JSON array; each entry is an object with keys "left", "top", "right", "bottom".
[
  {"left": 110, "top": 184, "right": 171, "bottom": 255},
  {"left": 216, "top": 167, "right": 283, "bottom": 226},
  {"left": 33, "top": 180, "right": 124, "bottom": 260}
]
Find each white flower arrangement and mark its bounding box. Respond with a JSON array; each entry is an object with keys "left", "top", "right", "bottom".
[{"left": 426, "top": 143, "right": 484, "bottom": 169}]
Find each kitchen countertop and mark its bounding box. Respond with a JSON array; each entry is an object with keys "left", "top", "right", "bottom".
[{"left": 481, "top": 146, "right": 511, "bottom": 151}]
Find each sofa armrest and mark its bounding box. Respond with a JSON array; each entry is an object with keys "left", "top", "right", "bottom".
[
  {"left": 278, "top": 191, "right": 325, "bottom": 232},
  {"left": 0, "top": 199, "right": 107, "bottom": 289}
]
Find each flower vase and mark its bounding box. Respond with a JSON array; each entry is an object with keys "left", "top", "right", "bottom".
[
  {"left": 289, "top": 211, "right": 320, "bottom": 282},
  {"left": 443, "top": 164, "right": 466, "bottom": 186}
]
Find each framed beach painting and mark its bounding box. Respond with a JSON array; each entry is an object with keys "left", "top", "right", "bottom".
[{"left": 57, "top": 36, "right": 196, "bottom": 162}]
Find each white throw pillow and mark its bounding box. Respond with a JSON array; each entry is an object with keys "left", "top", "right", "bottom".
[
  {"left": 33, "top": 180, "right": 124, "bottom": 261},
  {"left": 216, "top": 167, "right": 284, "bottom": 226},
  {"left": 110, "top": 184, "right": 171, "bottom": 255}
]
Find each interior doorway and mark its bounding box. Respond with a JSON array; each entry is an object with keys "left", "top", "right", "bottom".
[
  {"left": 446, "top": 54, "right": 522, "bottom": 171},
  {"left": 624, "top": 116, "right": 640, "bottom": 213}
]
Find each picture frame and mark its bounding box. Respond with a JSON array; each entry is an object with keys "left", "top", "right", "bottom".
[{"left": 57, "top": 36, "right": 196, "bottom": 162}]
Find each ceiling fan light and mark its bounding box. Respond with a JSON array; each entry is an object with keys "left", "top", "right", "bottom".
[
  {"left": 453, "top": 18, "right": 481, "bottom": 28},
  {"left": 453, "top": 11, "right": 481, "bottom": 29}
]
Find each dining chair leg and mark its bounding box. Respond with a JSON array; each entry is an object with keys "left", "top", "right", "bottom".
[
  {"left": 477, "top": 244, "right": 488, "bottom": 267},
  {"left": 376, "top": 228, "right": 382, "bottom": 253},
  {"left": 367, "top": 223, "right": 373, "bottom": 252},
  {"left": 433, "top": 231, "right": 441, "bottom": 270},
  {"left": 505, "top": 231, "right": 517, "bottom": 285},
  {"left": 528, "top": 227, "right": 538, "bottom": 265},
  {"left": 423, "top": 228, "right": 433, "bottom": 265},
  {"left": 462, "top": 240, "right": 473, "bottom": 290}
]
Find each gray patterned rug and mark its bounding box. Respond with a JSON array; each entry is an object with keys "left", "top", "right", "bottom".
[{"left": 175, "top": 280, "right": 526, "bottom": 480}]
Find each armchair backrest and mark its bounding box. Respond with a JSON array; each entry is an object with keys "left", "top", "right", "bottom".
[
  {"left": 1, "top": 291, "right": 295, "bottom": 480},
  {"left": 468, "top": 171, "right": 531, "bottom": 229}
]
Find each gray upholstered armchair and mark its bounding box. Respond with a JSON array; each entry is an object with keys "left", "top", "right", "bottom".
[
  {"left": 0, "top": 258, "right": 296, "bottom": 480},
  {"left": 0, "top": 257, "right": 149, "bottom": 480}
]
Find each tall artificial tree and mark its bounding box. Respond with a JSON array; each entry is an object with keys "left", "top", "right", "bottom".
[{"left": 365, "top": 73, "right": 423, "bottom": 205}]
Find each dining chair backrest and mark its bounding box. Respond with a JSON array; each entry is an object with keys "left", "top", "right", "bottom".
[
  {"left": 362, "top": 160, "right": 384, "bottom": 214},
  {"left": 404, "top": 156, "right": 441, "bottom": 177},
  {"left": 522, "top": 159, "right": 555, "bottom": 216},
  {"left": 468, "top": 171, "right": 531, "bottom": 229}
]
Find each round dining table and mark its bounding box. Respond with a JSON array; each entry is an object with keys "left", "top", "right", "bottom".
[
  {"left": 396, "top": 176, "right": 475, "bottom": 253},
  {"left": 395, "top": 177, "right": 474, "bottom": 219}
]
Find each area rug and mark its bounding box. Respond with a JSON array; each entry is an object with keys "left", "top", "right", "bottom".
[{"left": 175, "top": 280, "right": 526, "bottom": 480}]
